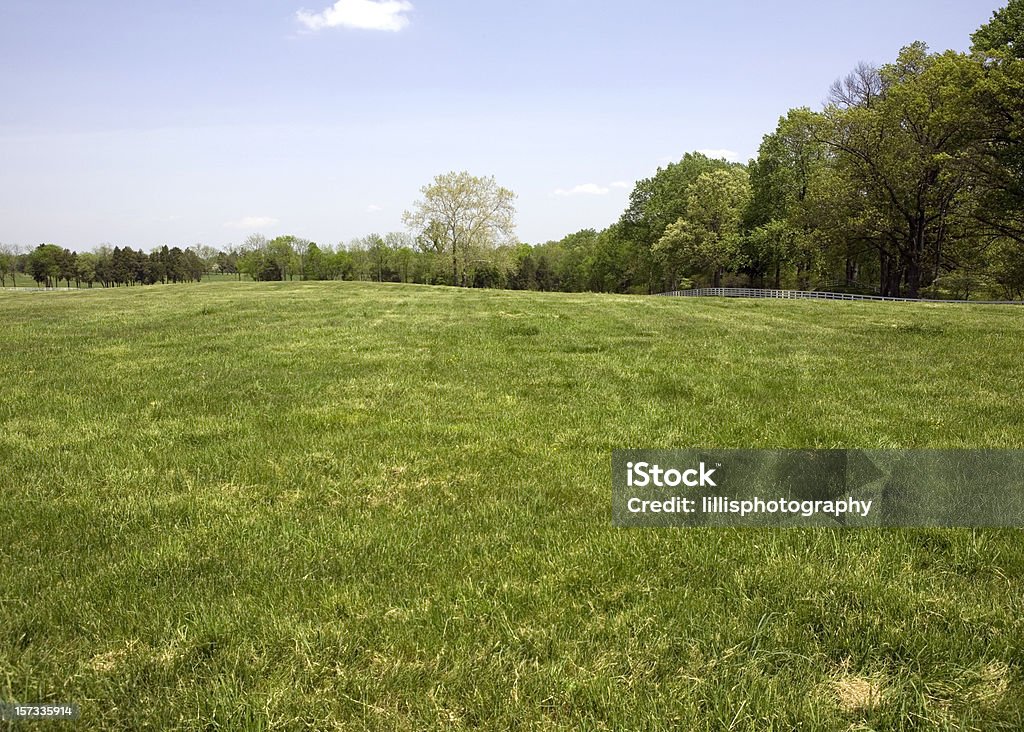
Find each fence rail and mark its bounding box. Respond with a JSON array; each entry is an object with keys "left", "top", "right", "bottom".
[{"left": 657, "top": 287, "right": 1023, "bottom": 305}]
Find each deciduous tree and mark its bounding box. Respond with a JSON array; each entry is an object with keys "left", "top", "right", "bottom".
[
  {"left": 403, "top": 171, "right": 516, "bottom": 287},
  {"left": 820, "top": 44, "right": 984, "bottom": 296},
  {"left": 654, "top": 168, "right": 751, "bottom": 287}
]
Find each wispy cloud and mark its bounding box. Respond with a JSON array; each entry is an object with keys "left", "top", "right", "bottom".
[
  {"left": 367, "top": 204, "right": 383, "bottom": 213},
  {"left": 224, "top": 216, "right": 279, "bottom": 229},
  {"left": 553, "top": 181, "right": 632, "bottom": 196},
  {"left": 297, "top": 0, "right": 413, "bottom": 32},
  {"left": 697, "top": 148, "right": 741, "bottom": 162},
  {"left": 554, "top": 183, "right": 610, "bottom": 196}
]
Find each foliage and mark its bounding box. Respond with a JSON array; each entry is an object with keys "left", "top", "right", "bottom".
[
  {"left": 972, "top": 0, "right": 1024, "bottom": 59},
  {"left": 654, "top": 168, "right": 751, "bottom": 287},
  {"left": 619, "top": 153, "right": 736, "bottom": 292},
  {"left": 403, "top": 171, "right": 517, "bottom": 287}
]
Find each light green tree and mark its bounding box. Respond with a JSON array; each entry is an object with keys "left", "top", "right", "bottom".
[
  {"left": 266, "top": 236, "right": 298, "bottom": 280},
  {"left": 654, "top": 167, "right": 751, "bottom": 287},
  {"left": 620, "top": 152, "right": 735, "bottom": 292},
  {"left": 403, "top": 171, "right": 516, "bottom": 287},
  {"left": 385, "top": 231, "right": 416, "bottom": 282},
  {"left": 971, "top": 0, "right": 1024, "bottom": 59},
  {"left": 363, "top": 234, "right": 388, "bottom": 282},
  {"left": 76, "top": 252, "right": 98, "bottom": 287}
]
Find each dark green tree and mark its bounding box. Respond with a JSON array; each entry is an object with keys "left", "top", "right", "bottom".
[{"left": 27, "top": 244, "right": 63, "bottom": 287}]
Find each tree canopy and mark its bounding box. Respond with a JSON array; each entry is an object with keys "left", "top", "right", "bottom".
[{"left": 403, "top": 171, "right": 517, "bottom": 287}]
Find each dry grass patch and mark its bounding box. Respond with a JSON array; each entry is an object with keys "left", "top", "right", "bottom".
[
  {"left": 86, "top": 640, "right": 139, "bottom": 673},
  {"left": 973, "top": 660, "right": 1011, "bottom": 706},
  {"left": 831, "top": 672, "right": 885, "bottom": 714}
]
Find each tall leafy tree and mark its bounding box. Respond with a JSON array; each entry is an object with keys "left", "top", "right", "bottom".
[
  {"left": 620, "top": 153, "right": 734, "bottom": 292},
  {"left": 972, "top": 0, "right": 1024, "bottom": 59},
  {"left": 266, "top": 236, "right": 298, "bottom": 281},
  {"left": 76, "top": 252, "right": 98, "bottom": 287},
  {"left": 820, "top": 44, "right": 984, "bottom": 296},
  {"left": 57, "top": 248, "right": 78, "bottom": 287},
  {"left": 746, "top": 108, "right": 832, "bottom": 288},
  {"left": 970, "top": 1, "right": 1024, "bottom": 246},
  {"left": 654, "top": 167, "right": 751, "bottom": 287},
  {"left": 28, "top": 244, "right": 63, "bottom": 287},
  {"left": 403, "top": 171, "right": 516, "bottom": 287}
]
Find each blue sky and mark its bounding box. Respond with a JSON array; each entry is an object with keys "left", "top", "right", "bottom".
[{"left": 0, "top": 0, "right": 1002, "bottom": 251}]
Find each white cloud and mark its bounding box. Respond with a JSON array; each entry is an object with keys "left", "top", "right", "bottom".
[
  {"left": 697, "top": 148, "right": 741, "bottom": 162},
  {"left": 297, "top": 0, "right": 413, "bottom": 32},
  {"left": 553, "top": 180, "right": 633, "bottom": 196},
  {"left": 224, "top": 216, "right": 279, "bottom": 229},
  {"left": 367, "top": 204, "right": 383, "bottom": 213},
  {"left": 554, "top": 183, "right": 610, "bottom": 197}
]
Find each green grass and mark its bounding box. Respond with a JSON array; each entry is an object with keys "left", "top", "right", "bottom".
[
  {"left": 0, "top": 272, "right": 41, "bottom": 288},
  {"left": 2, "top": 281, "right": 1023, "bottom": 730}
]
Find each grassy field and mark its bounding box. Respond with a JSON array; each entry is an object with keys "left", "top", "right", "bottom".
[{"left": 2, "top": 281, "right": 1023, "bottom": 730}]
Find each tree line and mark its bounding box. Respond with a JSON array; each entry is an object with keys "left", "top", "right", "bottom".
[
  {"left": 521, "top": 4, "right": 1024, "bottom": 300},
  {"left": 2, "top": 3, "right": 1022, "bottom": 299},
  {"left": 0, "top": 244, "right": 208, "bottom": 288}
]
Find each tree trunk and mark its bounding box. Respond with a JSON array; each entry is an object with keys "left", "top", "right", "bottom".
[
  {"left": 904, "top": 215, "right": 926, "bottom": 299},
  {"left": 880, "top": 251, "right": 897, "bottom": 297},
  {"left": 905, "top": 258, "right": 921, "bottom": 299},
  {"left": 845, "top": 256, "right": 858, "bottom": 287}
]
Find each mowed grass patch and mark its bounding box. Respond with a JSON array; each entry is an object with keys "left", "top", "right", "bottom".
[{"left": 1, "top": 281, "right": 1023, "bottom": 730}]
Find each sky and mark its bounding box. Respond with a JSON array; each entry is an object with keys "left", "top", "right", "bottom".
[{"left": 0, "top": 0, "right": 1004, "bottom": 251}]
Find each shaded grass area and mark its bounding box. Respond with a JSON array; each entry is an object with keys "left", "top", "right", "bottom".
[
  {"left": 0, "top": 273, "right": 39, "bottom": 288},
  {"left": 1, "top": 281, "right": 1023, "bottom": 730}
]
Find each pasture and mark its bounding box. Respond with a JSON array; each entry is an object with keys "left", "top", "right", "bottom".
[{"left": 1, "top": 281, "right": 1022, "bottom": 730}]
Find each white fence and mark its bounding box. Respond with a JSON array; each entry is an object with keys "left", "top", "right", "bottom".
[{"left": 658, "top": 287, "right": 1024, "bottom": 305}]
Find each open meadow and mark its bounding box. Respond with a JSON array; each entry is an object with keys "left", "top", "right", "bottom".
[{"left": 2, "top": 281, "right": 1023, "bottom": 730}]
